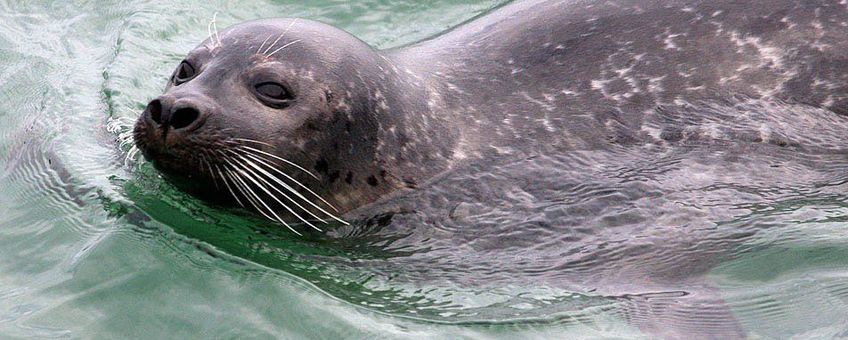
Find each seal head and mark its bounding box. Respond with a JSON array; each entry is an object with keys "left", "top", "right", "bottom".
[{"left": 133, "top": 19, "right": 456, "bottom": 229}]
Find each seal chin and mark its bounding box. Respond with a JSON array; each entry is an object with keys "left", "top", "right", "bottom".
[{"left": 134, "top": 137, "right": 227, "bottom": 203}]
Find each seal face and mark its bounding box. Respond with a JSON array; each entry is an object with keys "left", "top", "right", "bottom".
[
  {"left": 133, "top": 19, "right": 407, "bottom": 232},
  {"left": 135, "top": 0, "right": 848, "bottom": 233}
]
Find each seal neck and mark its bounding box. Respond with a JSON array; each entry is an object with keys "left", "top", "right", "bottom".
[
  {"left": 369, "top": 52, "right": 461, "bottom": 189},
  {"left": 319, "top": 48, "right": 461, "bottom": 214}
]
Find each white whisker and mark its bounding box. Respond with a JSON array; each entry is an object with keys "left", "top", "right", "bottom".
[
  {"left": 266, "top": 39, "right": 301, "bottom": 58},
  {"left": 235, "top": 153, "right": 328, "bottom": 223},
  {"left": 227, "top": 169, "right": 293, "bottom": 232},
  {"left": 257, "top": 33, "right": 273, "bottom": 54},
  {"left": 125, "top": 145, "right": 139, "bottom": 164},
  {"left": 233, "top": 137, "right": 274, "bottom": 148},
  {"left": 200, "top": 154, "right": 219, "bottom": 191},
  {"left": 227, "top": 168, "right": 261, "bottom": 212},
  {"left": 231, "top": 158, "right": 323, "bottom": 231},
  {"left": 238, "top": 151, "right": 348, "bottom": 224},
  {"left": 236, "top": 148, "right": 343, "bottom": 215},
  {"left": 211, "top": 12, "right": 221, "bottom": 47},
  {"left": 262, "top": 18, "right": 299, "bottom": 55},
  {"left": 226, "top": 160, "right": 303, "bottom": 235},
  {"left": 217, "top": 164, "right": 245, "bottom": 208},
  {"left": 236, "top": 154, "right": 332, "bottom": 223},
  {"left": 238, "top": 145, "right": 320, "bottom": 180},
  {"left": 207, "top": 18, "right": 215, "bottom": 47},
  {"left": 118, "top": 130, "right": 135, "bottom": 148}
]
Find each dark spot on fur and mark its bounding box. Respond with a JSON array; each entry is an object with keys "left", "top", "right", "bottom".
[
  {"left": 324, "top": 89, "right": 334, "bottom": 103},
  {"left": 380, "top": 170, "right": 387, "bottom": 178},
  {"left": 742, "top": 9, "right": 789, "bottom": 36},
  {"left": 345, "top": 121, "right": 352, "bottom": 133},
  {"left": 829, "top": 99, "right": 848, "bottom": 116},
  {"left": 403, "top": 177, "right": 418, "bottom": 189},
  {"left": 314, "top": 159, "right": 329, "bottom": 174},
  {"left": 305, "top": 122, "right": 319, "bottom": 131},
  {"left": 363, "top": 212, "right": 395, "bottom": 229},
  {"left": 367, "top": 175, "right": 378, "bottom": 186},
  {"left": 660, "top": 128, "right": 683, "bottom": 142},
  {"left": 345, "top": 171, "right": 353, "bottom": 184},
  {"left": 376, "top": 213, "right": 392, "bottom": 226},
  {"left": 328, "top": 170, "right": 340, "bottom": 183},
  {"left": 397, "top": 132, "right": 409, "bottom": 147}
]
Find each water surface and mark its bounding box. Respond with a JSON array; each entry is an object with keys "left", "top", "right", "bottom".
[{"left": 2, "top": 0, "right": 848, "bottom": 338}]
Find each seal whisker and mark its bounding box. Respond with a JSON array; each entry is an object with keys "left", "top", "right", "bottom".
[
  {"left": 234, "top": 153, "right": 328, "bottom": 223},
  {"left": 225, "top": 168, "right": 263, "bottom": 212},
  {"left": 226, "top": 164, "right": 302, "bottom": 235},
  {"left": 125, "top": 145, "right": 140, "bottom": 165},
  {"left": 242, "top": 151, "right": 340, "bottom": 215},
  {"left": 257, "top": 33, "right": 273, "bottom": 54},
  {"left": 238, "top": 145, "right": 320, "bottom": 180},
  {"left": 233, "top": 137, "right": 274, "bottom": 148},
  {"left": 227, "top": 169, "right": 288, "bottom": 229},
  {"left": 227, "top": 160, "right": 301, "bottom": 231},
  {"left": 262, "top": 18, "right": 298, "bottom": 55},
  {"left": 206, "top": 14, "right": 219, "bottom": 48},
  {"left": 216, "top": 165, "right": 245, "bottom": 208},
  {"left": 266, "top": 39, "right": 301, "bottom": 58},
  {"left": 233, "top": 152, "right": 339, "bottom": 223},
  {"left": 199, "top": 153, "right": 219, "bottom": 191},
  {"left": 211, "top": 12, "right": 221, "bottom": 47},
  {"left": 238, "top": 150, "right": 348, "bottom": 223},
  {"left": 230, "top": 157, "right": 324, "bottom": 231}
]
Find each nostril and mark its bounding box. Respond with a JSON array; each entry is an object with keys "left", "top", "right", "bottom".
[
  {"left": 170, "top": 107, "right": 200, "bottom": 129},
  {"left": 147, "top": 100, "right": 163, "bottom": 124}
]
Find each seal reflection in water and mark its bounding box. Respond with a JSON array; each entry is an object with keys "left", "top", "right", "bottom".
[{"left": 134, "top": 0, "right": 848, "bottom": 338}]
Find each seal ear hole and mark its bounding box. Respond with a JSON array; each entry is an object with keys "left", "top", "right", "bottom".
[{"left": 173, "top": 60, "right": 196, "bottom": 85}]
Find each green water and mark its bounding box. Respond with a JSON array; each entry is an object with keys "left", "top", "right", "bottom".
[{"left": 3, "top": 0, "right": 848, "bottom": 338}]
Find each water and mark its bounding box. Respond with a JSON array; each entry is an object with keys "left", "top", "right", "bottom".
[{"left": 3, "top": 0, "right": 848, "bottom": 338}]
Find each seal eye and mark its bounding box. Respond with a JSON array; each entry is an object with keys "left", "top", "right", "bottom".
[
  {"left": 256, "top": 82, "right": 291, "bottom": 100},
  {"left": 173, "top": 61, "right": 196, "bottom": 85},
  {"left": 254, "top": 82, "right": 293, "bottom": 108}
]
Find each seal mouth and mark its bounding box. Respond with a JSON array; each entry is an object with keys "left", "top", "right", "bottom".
[
  {"left": 134, "top": 120, "right": 238, "bottom": 198},
  {"left": 134, "top": 115, "right": 349, "bottom": 233}
]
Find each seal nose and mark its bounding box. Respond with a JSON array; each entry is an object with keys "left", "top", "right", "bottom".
[
  {"left": 146, "top": 99, "right": 164, "bottom": 125},
  {"left": 169, "top": 107, "right": 200, "bottom": 129},
  {"left": 145, "top": 98, "right": 202, "bottom": 130}
]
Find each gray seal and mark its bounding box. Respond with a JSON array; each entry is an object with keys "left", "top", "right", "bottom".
[{"left": 134, "top": 0, "right": 848, "bottom": 234}]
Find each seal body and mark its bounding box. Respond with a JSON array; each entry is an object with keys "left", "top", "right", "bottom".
[
  {"left": 134, "top": 0, "right": 848, "bottom": 223},
  {"left": 395, "top": 0, "right": 848, "bottom": 153},
  {"left": 131, "top": 1, "right": 848, "bottom": 337}
]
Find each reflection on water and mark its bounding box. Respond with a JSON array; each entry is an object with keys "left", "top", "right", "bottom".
[{"left": 2, "top": 0, "right": 848, "bottom": 338}]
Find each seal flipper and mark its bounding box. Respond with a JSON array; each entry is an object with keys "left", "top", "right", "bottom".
[{"left": 619, "top": 282, "right": 746, "bottom": 340}]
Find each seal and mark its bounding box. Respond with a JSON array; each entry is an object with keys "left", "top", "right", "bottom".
[
  {"left": 134, "top": 0, "right": 848, "bottom": 235},
  {"left": 131, "top": 1, "right": 848, "bottom": 337}
]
